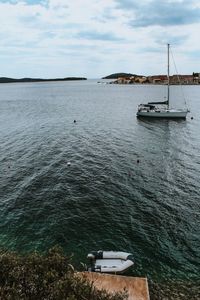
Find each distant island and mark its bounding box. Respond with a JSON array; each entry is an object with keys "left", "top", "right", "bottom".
[
  {"left": 102, "top": 72, "right": 200, "bottom": 85},
  {"left": 102, "top": 73, "right": 136, "bottom": 79},
  {"left": 0, "top": 77, "right": 87, "bottom": 83}
]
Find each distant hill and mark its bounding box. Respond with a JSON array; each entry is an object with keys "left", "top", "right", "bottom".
[
  {"left": 0, "top": 77, "right": 87, "bottom": 83},
  {"left": 102, "top": 73, "right": 136, "bottom": 79}
]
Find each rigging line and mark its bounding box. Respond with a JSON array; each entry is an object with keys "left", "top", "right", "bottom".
[{"left": 170, "top": 47, "right": 188, "bottom": 108}]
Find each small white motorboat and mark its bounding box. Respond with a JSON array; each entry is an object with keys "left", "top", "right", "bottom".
[{"left": 87, "top": 251, "right": 134, "bottom": 274}]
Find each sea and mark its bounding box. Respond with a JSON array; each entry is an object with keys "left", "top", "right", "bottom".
[{"left": 0, "top": 80, "right": 199, "bottom": 298}]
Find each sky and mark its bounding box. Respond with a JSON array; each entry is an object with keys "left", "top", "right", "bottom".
[{"left": 0, "top": 0, "right": 200, "bottom": 78}]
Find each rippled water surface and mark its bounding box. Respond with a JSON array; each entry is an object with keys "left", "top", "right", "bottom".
[{"left": 0, "top": 80, "right": 199, "bottom": 294}]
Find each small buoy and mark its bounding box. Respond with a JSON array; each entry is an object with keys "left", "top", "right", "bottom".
[
  {"left": 191, "top": 117, "right": 193, "bottom": 120},
  {"left": 137, "top": 159, "right": 140, "bottom": 164},
  {"left": 67, "top": 162, "right": 71, "bottom": 166},
  {"left": 74, "top": 120, "right": 76, "bottom": 123}
]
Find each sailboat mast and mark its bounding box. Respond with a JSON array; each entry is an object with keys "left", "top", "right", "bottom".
[{"left": 167, "top": 43, "right": 170, "bottom": 108}]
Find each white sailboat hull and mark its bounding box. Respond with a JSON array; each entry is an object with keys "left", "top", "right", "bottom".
[{"left": 137, "top": 109, "right": 188, "bottom": 119}]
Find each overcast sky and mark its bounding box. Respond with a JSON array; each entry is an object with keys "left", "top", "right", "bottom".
[{"left": 0, "top": 0, "right": 200, "bottom": 78}]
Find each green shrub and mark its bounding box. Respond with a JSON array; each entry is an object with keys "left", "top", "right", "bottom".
[{"left": 0, "top": 246, "right": 127, "bottom": 300}]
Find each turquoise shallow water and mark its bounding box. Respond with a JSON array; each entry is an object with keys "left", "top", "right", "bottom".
[{"left": 0, "top": 80, "right": 199, "bottom": 293}]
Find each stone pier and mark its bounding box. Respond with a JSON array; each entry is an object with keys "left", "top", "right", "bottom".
[{"left": 81, "top": 272, "right": 150, "bottom": 300}]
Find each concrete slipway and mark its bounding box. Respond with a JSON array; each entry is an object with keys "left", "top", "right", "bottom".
[{"left": 81, "top": 272, "right": 150, "bottom": 300}]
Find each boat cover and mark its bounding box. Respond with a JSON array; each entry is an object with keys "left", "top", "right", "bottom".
[{"left": 148, "top": 100, "right": 168, "bottom": 105}]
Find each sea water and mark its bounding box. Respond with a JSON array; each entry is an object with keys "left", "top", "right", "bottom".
[{"left": 0, "top": 80, "right": 199, "bottom": 298}]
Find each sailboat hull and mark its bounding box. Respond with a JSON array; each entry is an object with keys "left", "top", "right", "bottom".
[{"left": 137, "top": 110, "right": 187, "bottom": 119}]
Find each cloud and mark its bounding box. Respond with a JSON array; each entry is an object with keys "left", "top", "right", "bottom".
[
  {"left": 76, "top": 30, "right": 123, "bottom": 41},
  {"left": 154, "top": 33, "right": 189, "bottom": 46},
  {"left": 1, "top": 0, "right": 47, "bottom": 4},
  {"left": 115, "top": 0, "right": 200, "bottom": 27},
  {"left": 25, "top": 0, "right": 47, "bottom": 5},
  {"left": 115, "top": 0, "right": 139, "bottom": 12},
  {"left": 0, "top": 0, "right": 200, "bottom": 78}
]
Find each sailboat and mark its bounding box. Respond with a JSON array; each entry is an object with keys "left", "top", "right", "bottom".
[{"left": 137, "top": 44, "right": 189, "bottom": 119}]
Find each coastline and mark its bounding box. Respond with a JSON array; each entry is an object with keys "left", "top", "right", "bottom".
[
  {"left": 0, "top": 77, "right": 87, "bottom": 84},
  {"left": 103, "top": 72, "right": 200, "bottom": 85}
]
